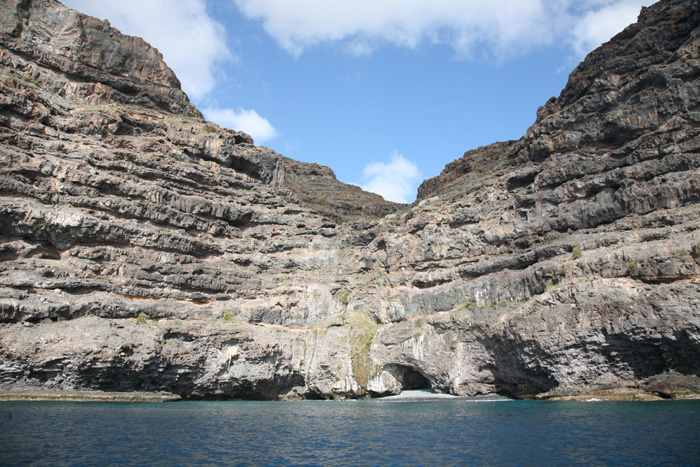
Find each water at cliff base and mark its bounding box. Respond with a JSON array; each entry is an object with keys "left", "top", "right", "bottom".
[{"left": 1, "top": 399, "right": 699, "bottom": 466}]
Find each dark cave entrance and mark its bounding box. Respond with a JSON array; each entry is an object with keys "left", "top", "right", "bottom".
[{"left": 387, "top": 364, "right": 431, "bottom": 391}]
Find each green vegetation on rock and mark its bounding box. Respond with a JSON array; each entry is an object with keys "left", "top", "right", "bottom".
[
  {"left": 20, "top": 75, "right": 40, "bottom": 87},
  {"left": 346, "top": 311, "right": 379, "bottom": 390},
  {"left": 572, "top": 246, "right": 582, "bottom": 260},
  {"left": 221, "top": 311, "right": 241, "bottom": 324}
]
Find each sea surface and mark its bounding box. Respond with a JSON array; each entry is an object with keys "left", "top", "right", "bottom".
[{"left": 1, "top": 398, "right": 699, "bottom": 466}]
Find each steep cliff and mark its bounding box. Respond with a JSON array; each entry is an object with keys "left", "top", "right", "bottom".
[{"left": 0, "top": 0, "right": 699, "bottom": 401}]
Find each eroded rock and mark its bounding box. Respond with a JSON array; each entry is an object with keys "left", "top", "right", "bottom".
[{"left": 0, "top": 0, "right": 699, "bottom": 400}]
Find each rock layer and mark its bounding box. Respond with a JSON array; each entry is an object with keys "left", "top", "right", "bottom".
[{"left": 1, "top": 0, "right": 699, "bottom": 400}]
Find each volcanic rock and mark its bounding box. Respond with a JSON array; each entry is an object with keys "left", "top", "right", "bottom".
[{"left": 0, "top": 0, "right": 699, "bottom": 401}]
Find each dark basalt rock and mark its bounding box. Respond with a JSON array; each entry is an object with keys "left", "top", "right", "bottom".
[{"left": 0, "top": 0, "right": 699, "bottom": 401}]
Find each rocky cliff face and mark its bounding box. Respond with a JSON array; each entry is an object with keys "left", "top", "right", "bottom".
[{"left": 1, "top": 0, "right": 699, "bottom": 401}]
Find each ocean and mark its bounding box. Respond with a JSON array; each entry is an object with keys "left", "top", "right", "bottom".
[{"left": 0, "top": 399, "right": 698, "bottom": 466}]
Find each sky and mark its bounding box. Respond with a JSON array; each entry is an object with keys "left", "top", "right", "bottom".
[{"left": 61, "top": 0, "right": 651, "bottom": 203}]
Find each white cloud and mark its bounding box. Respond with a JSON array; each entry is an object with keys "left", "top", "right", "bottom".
[
  {"left": 233, "top": 0, "right": 649, "bottom": 60},
  {"left": 203, "top": 107, "right": 278, "bottom": 144},
  {"left": 61, "top": 0, "right": 232, "bottom": 101},
  {"left": 571, "top": 1, "right": 648, "bottom": 58},
  {"left": 360, "top": 153, "right": 421, "bottom": 204}
]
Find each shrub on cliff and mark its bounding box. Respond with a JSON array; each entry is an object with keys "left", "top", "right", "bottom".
[{"left": 572, "top": 246, "right": 582, "bottom": 260}]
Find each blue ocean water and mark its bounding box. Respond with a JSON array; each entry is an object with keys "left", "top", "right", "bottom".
[{"left": 0, "top": 399, "right": 698, "bottom": 466}]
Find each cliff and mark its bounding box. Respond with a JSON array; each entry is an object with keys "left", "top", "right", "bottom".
[{"left": 0, "top": 0, "right": 699, "bottom": 401}]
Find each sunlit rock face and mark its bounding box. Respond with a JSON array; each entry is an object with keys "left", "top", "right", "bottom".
[{"left": 0, "top": 0, "right": 699, "bottom": 401}]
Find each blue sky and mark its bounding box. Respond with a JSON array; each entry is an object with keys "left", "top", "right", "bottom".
[{"left": 61, "top": 0, "right": 650, "bottom": 203}]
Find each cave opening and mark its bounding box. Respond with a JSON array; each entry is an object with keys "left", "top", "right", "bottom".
[
  {"left": 388, "top": 364, "right": 431, "bottom": 391},
  {"left": 402, "top": 369, "right": 430, "bottom": 390}
]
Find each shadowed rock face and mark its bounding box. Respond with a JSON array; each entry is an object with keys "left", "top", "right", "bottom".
[{"left": 0, "top": 0, "right": 699, "bottom": 401}]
